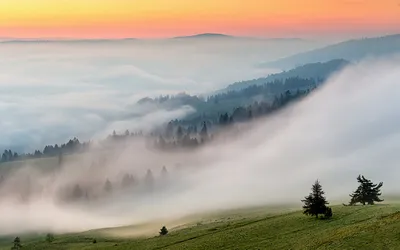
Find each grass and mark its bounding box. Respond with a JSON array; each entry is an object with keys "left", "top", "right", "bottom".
[{"left": 1, "top": 204, "right": 400, "bottom": 250}]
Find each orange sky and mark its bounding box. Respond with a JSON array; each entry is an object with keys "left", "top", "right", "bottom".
[{"left": 0, "top": 0, "right": 399, "bottom": 38}]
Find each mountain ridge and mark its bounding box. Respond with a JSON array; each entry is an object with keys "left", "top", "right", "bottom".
[{"left": 261, "top": 34, "right": 400, "bottom": 70}]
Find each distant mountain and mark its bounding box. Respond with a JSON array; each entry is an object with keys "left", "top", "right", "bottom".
[
  {"left": 261, "top": 34, "right": 400, "bottom": 70},
  {"left": 173, "top": 33, "right": 234, "bottom": 39},
  {"left": 172, "top": 33, "right": 307, "bottom": 42},
  {"left": 220, "top": 59, "right": 350, "bottom": 92}
]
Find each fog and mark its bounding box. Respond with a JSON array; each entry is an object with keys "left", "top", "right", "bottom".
[
  {"left": 1, "top": 57, "right": 400, "bottom": 235},
  {"left": 0, "top": 38, "right": 325, "bottom": 151}
]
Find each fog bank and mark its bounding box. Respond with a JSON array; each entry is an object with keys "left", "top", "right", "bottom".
[{"left": 1, "top": 57, "right": 400, "bottom": 235}]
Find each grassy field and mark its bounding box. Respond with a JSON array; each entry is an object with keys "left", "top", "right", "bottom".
[{"left": 1, "top": 204, "right": 400, "bottom": 250}]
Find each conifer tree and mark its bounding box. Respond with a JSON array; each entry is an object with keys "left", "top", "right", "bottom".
[
  {"left": 349, "top": 175, "right": 383, "bottom": 205},
  {"left": 72, "top": 184, "right": 83, "bottom": 199},
  {"left": 11, "top": 237, "right": 22, "bottom": 250},
  {"left": 302, "top": 180, "right": 331, "bottom": 219},
  {"left": 159, "top": 226, "right": 168, "bottom": 236},
  {"left": 58, "top": 153, "right": 63, "bottom": 167},
  {"left": 161, "top": 166, "right": 168, "bottom": 178},
  {"left": 200, "top": 122, "right": 208, "bottom": 143},
  {"left": 176, "top": 126, "right": 183, "bottom": 141},
  {"left": 104, "top": 179, "right": 113, "bottom": 193},
  {"left": 144, "top": 169, "right": 154, "bottom": 190},
  {"left": 122, "top": 174, "right": 134, "bottom": 188},
  {"left": 46, "top": 233, "right": 54, "bottom": 243}
]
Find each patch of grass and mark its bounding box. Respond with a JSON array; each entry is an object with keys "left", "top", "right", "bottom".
[{"left": 1, "top": 204, "right": 400, "bottom": 250}]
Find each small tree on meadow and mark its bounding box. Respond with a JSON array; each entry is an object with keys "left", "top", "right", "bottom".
[
  {"left": 159, "top": 226, "right": 168, "bottom": 236},
  {"left": 349, "top": 175, "right": 383, "bottom": 205},
  {"left": 324, "top": 207, "right": 333, "bottom": 219},
  {"left": 46, "top": 233, "right": 54, "bottom": 243},
  {"left": 302, "top": 180, "right": 331, "bottom": 219},
  {"left": 11, "top": 237, "right": 22, "bottom": 250}
]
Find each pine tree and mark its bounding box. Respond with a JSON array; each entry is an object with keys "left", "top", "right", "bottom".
[
  {"left": 58, "top": 153, "right": 63, "bottom": 167},
  {"left": 200, "top": 122, "right": 208, "bottom": 143},
  {"left": 324, "top": 207, "right": 333, "bottom": 219},
  {"left": 46, "top": 233, "right": 54, "bottom": 243},
  {"left": 122, "top": 174, "right": 134, "bottom": 188},
  {"left": 158, "top": 136, "right": 166, "bottom": 149},
  {"left": 161, "top": 166, "right": 168, "bottom": 178},
  {"left": 72, "top": 184, "right": 83, "bottom": 200},
  {"left": 104, "top": 179, "right": 113, "bottom": 193},
  {"left": 176, "top": 126, "right": 183, "bottom": 141},
  {"left": 349, "top": 175, "right": 383, "bottom": 205},
  {"left": 11, "top": 237, "right": 22, "bottom": 250},
  {"left": 302, "top": 180, "right": 330, "bottom": 219},
  {"left": 159, "top": 226, "right": 168, "bottom": 236},
  {"left": 143, "top": 169, "right": 155, "bottom": 192}
]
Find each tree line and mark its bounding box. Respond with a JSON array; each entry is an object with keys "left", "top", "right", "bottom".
[
  {"left": 0, "top": 81, "right": 316, "bottom": 163},
  {"left": 1, "top": 138, "right": 90, "bottom": 163}
]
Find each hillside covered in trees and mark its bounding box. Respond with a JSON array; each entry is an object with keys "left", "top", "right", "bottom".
[
  {"left": 223, "top": 59, "right": 349, "bottom": 92},
  {"left": 0, "top": 78, "right": 315, "bottom": 164}
]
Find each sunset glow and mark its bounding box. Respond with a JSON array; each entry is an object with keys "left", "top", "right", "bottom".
[{"left": 0, "top": 0, "right": 399, "bottom": 38}]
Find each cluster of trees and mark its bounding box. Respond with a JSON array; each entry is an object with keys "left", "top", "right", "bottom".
[
  {"left": 210, "top": 77, "right": 316, "bottom": 104},
  {"left": 155, "top": 88, "right": 313, "bottom": 150},
  {"left": 1, "top": 138, "right": 90, "bottom": 163},
  {"left": 11, "top": 233, "right": 55, "bottom": 249},
  {"left": 0, "top": 79, "right": 317, "bottom": 163},
  {"left": 60, "top": 167, "right": 168, "bottom": 203},
  {"left": 302, "top": 175, "right": 384, "bottom": 219}
]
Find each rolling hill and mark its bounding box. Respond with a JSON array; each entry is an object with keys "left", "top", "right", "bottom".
[
  {"left": 2, "top": 204, "right": 399, "bottom": 250},
  {"left": 221, "top": 59, "right": 350, "bottom": 92},
  {"left": 261, "top": 34, "right": 400, "bottom": 70}
]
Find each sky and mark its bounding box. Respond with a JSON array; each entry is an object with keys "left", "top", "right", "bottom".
[{"left": 0, "top": 0, "right": 399, "bottom": 38}]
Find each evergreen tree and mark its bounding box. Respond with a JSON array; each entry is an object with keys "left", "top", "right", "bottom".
[
  {"left": 302, "top": 180, "right": 330, "bottom": 219},
  {"left": 104, "top": 179, "right": 113, "bottom": 193},
  {"left": 161, "top": 166, "right": 168, "bottom": 180},
  {"left": 324, "top": 207, "right": 333, "bottom": 219},
  {"left": 349, "top": 175, "right": 383, "bottom": 205},
  {"left": 46, "top": 233, "right": 54, "bottom": 243},
  {"left": 72, "top": 184, "right": 83, "bottom": 200},
  {"left": 158, "top": 136, "right": 167, "bottom": 149},
  {"left": 11, "top": 237, "right": 22, "bottom": 250},
  {"left": 159, "top": 226, "right": 168, "bottom": 236},
  {"left": 200, "top": 122, "right": 208, "bottom": 142},
  {"left": 58, "top": 153, "right": 63, "bottom": 167},
  {"left": 121, "top": 174, "right": 134, "bottom": 188},
  {"left": 176, "top": 126, "right": 183, "bottom": 141},
  {"left": 144, "top": 169, "right": 154, "bottom": 189}
]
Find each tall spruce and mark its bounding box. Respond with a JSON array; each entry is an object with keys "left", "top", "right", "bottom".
[
  {"left": 302, "top": 180, "right": 330, "bottom": 219},
  {"left": 349, "top": 175, "right": 383, "bottom": 205}
]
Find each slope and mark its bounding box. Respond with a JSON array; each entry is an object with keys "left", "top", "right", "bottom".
[
  {"left": 4, "top": 204, "right": 400, "bottom": 250},
  {"left": 223, "top": 59, "right": 350, "bottom": 92},
  {"left": 262, "top": 34, "right": 400, "bottom": 70}
]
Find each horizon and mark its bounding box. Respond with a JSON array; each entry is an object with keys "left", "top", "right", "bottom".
[
  {"left": 1, "top": 0, "right": 400, "bottom": 39},
  {"left": 1, "top": 32, "right": 399, "bottom": 42}
]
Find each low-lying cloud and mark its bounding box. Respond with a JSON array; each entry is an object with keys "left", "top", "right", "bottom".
[
  {"left": 1, "top": 57, "right": 400, "bottom": 235},
  {"left": 0, "top": 39, "right": 322, "bottom": 151}
]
